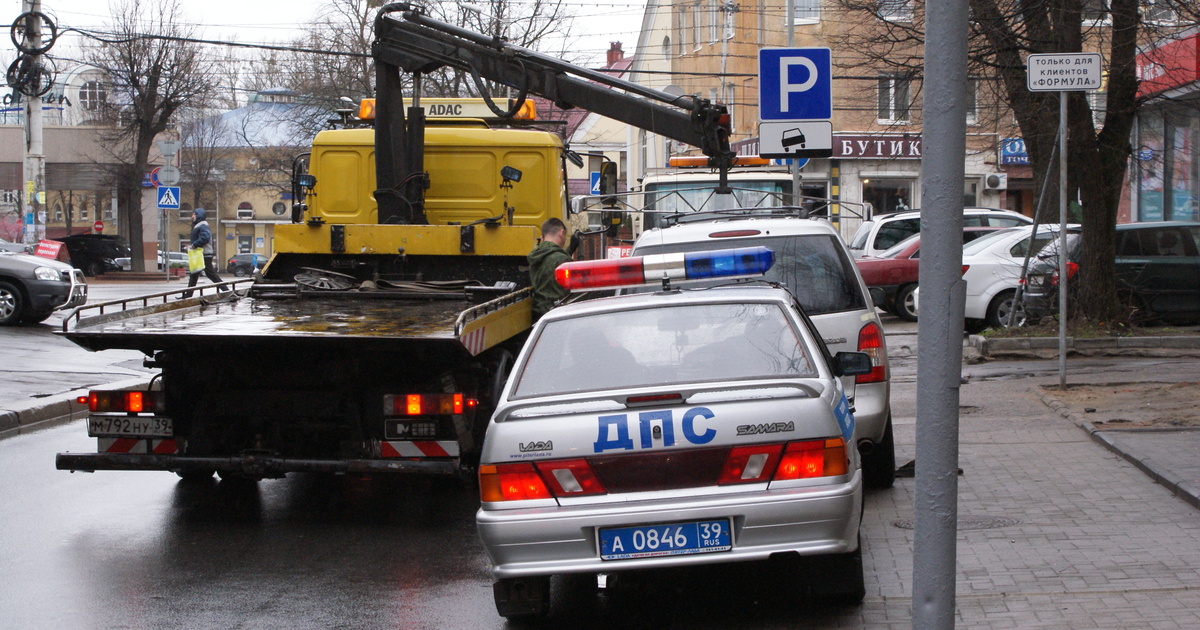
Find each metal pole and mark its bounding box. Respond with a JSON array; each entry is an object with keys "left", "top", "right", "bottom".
[
  {"left": 913, "top": 0, "right": 969, "bottom": 624},
  {"left": 21, "top": 0, "right": 46, "bottom": 248},
  {"left": 1058, "top": 92, "right": 1068, "bottom": 389}
]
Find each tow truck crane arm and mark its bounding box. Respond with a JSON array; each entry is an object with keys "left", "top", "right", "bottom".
[{"left": 372, "top": 2, "right": 735, "bottom": 224}]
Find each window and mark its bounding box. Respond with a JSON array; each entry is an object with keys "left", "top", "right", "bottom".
[
  {"left": 238, "top": 235, "right": 253, "bottom": 253},
  {"left": 709, "top": 0, "right": 720, "bottom": 42},
  {"left": 1087, "top": 90, "right": 1106, "bottom": 128},
  {"left": 79, "top": 80, "right": 107, "bottom": 111},
  {"left": 795, "top": 0, "right": 820, "bottom": 21},
  {"left": 80, "top": 205, "right": 88, "bottom": 220},
  {"left": 272, "top": 201, "right": 287, "bottom": 216},
  {"left": 879, "top": 0, "right": 913, "bottom": 20},
  {"left": 1082, "top": 0, "right": 1108, "bottom": 22},
  {"left": 54, "top": 204, "right": 63, "bottom": 222},
  {"left": 178, "top": 202, "right": 192, "bottom": 221},
  {"left": 693, "top": 1, "right": 702, "bottom": 48},
  {"left": 678, "top": 10, "right": 688, "bottom": 52},
  {"left": 662, "top": 36, "right": 671, "bottom": 58},
  {"left": 237, "top": 201, "right": 254, "bottom": 220},
  {"left": 877, "top": 75, "right": 911, "bottom": 122},
  {"left": 1144, "top": 0, "right": 1177, "bottom": 23}
]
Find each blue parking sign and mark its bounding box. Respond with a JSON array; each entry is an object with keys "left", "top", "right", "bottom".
[{"left": 759, "top": 48, "right": 832, "bottom": 121}]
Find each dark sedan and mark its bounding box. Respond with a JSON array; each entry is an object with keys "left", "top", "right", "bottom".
[
  {"left": 226, "top": 253, "right": 269, "bottom": 277},
  {"left": 1023, "top": 221, "right": 1200, "bottom": 324}
]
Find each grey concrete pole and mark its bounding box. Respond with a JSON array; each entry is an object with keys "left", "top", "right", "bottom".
[{"left": 913, "top": 0, "right": 970, "bottom": 624}]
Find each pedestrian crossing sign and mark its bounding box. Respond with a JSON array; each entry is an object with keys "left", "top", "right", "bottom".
[{"left": 157, "top": 186, "right": 181, "bottom": 210}]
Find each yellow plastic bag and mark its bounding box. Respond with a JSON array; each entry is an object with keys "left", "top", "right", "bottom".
[{"left": 187, "top": 248, "right": 204, "bottom": 273}]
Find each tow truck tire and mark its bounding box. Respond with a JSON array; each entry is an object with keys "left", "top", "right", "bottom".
[
  {"left": 493, "top": 576, "right": 550, "bottom": 619},
  {"left": 0, "top": 280, "right": 24, "bottom": 325},
  {"left": 861, "top": 415, "right": 896, "bottom": 489}
]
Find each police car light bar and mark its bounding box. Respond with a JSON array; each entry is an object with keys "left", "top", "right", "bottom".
[{"left": 555, "top": 246, "right": 774, "bottom": 291}]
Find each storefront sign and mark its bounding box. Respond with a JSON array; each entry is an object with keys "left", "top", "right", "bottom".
[
  {"left": 1136, "top": 33, "right": 1200, "bottom": 98},
  {"left": 1000, "top": 138, "right": 1029, "bottom": 165},
  {"left": 832, "top": 135, "right": 921, "bottom": 159}
]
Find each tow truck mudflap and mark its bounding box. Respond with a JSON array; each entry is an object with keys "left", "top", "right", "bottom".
[{"left": 55, "top": 452, "right": 462, "bottom": 477}]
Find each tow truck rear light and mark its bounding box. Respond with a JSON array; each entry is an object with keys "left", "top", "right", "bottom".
[
  {"left": 81, "top": 390, "right": 162, "bottom": 414},
  {"left": 383, "top": 393, "right": 467, "bottom": 416},
  {"left": 555, "top": 246, "right": 774, "bottom": 291},
  {"left": 718, "top": 444, "right": 784, "bottom": 484},
  {"left": 856, "top": 322, "right": 887, "bottom": 384},
  {"left": 774, "top": 438, "right": 848, "bottom": 480},
  {"left": 479, "top": 463, "right": 553, "bottom": 502}
]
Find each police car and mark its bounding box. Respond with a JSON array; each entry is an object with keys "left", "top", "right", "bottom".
[{"left": 476, "top": 248, "right": 872, "bottom": 619}]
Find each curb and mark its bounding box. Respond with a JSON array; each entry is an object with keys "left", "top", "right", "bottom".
[
  {"left": 1041, "top": 394, "right": 1200, "bottom": 511},
  {"left": 972, "top": 334, "right": 1200, "bottom": 359},
  {"left": 0, "top": 376, "right": 155, "bottom": 439}
]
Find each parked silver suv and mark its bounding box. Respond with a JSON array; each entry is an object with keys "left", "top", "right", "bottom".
[
  {"left": 630, "top": 214, "right": 895, "bottom": 488},
  {"left": 848, "top": 207, "right": 1033, "bottom": 259}
]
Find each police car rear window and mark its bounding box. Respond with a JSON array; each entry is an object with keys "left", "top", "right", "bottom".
[
  {"left": 633, "top": 235, "right": 867, "bottom": 315},
  {"left": 512, "top": 302, "right": 816, "bottom": 399}
]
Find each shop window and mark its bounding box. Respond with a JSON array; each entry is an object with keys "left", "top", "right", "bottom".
[
  {"left": 238, "top": 235, "right": 253, "bottom": 253},
  {"left": 237, "top": 201, "right": 254, "bottom": 220},
  {"left": 877, "top": 75, "right": 911, "bottom": 123},
  {"left": 862, "top": 178, "right": 914, "bottom": 216}
]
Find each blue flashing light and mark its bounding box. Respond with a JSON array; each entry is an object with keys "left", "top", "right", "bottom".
[{"left": 683, "top": 246, "right": 775, "bottom": 280}]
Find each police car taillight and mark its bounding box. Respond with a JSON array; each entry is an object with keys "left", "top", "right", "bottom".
[
  {"left": 719, "top": 444, "right": 784, "bottom": 484},
  {"left": 479, "top": 459, "right": 607, "bottom": 502},
  {"left": 81, "top": 390, "right": 162, "bottom": 414},
  {"left": 479, "top": 463, "right": 552, "bottom": 502},
  {"left": 774, "top": 438, "right": 848, "bottom": 480},
  {"left": 383, "top": 393, "right": 469, "bottom": 416},
  {"left": 855, "top": 322, "right": 887, "bottom": 384},
  {"left": 554, "top": 246, "right": 774, "bottom": 291}
]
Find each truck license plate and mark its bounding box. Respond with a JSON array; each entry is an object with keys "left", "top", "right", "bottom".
[
  {"left": 599, "top": 519, "right": 731, "bottom": 561},
  {"left": 87, "top": 416, "right": 173, "bottom": 438}
]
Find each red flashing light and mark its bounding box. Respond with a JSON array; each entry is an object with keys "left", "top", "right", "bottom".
[{"left": 856, "top": 322, "right": 887, "bottom": 384}]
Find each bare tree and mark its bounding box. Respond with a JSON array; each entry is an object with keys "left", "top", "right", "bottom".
[
  {"left": 82, "top": 0, "right": 215, "bottom": 270},
  {"left": 826, "top": 0, "right": 1200, "bottom": 322},
  {"left": 179, "top": 108, "right": 233, "bottom": 212}
]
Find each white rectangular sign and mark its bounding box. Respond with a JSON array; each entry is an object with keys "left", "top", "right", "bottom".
[
  {"left": 758, "top": 121, "right": 833, "bottom": 159},
  {"left": 1027, "top": 53, "right": 1102, "bottom": 92}
]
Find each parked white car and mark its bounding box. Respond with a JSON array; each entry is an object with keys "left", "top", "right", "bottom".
[
  {"left": 915, "top": 224, "right": 1074, "bottom": 332},
  {"left": 847, "top": 207, "right": 1033, "bottom": 259}
]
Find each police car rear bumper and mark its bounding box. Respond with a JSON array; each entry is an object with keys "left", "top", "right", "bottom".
[{"left": 477, "top": 473, "right": 861, "bottom": 579}]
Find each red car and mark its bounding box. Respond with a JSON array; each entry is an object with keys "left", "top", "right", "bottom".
[{"left": 855, "top": 227, "right": 1001, "bottom": 321}]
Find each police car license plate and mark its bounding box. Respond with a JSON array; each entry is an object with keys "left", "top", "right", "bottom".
[
  {"left": 599, "top": 519, "right": 731, "bottom": 561},
  {"left": 87, "top": 416, "right": 173, "bottom": 438}
]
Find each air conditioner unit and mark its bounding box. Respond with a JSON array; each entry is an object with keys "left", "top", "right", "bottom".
[
  {"left": 982, "top": 173, "right": 1008, "bottom": 190},
  {"left": 236, "top": 209, "right": 254, "bottom": 219}
]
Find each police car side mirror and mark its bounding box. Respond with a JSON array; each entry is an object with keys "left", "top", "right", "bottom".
[{"left": 832, "top": 351, "right": 873, "bottom": 377}]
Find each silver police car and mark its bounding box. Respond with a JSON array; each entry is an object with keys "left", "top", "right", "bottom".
[{"left": 476, "top": 248, "right": 871, "bottom": 619}]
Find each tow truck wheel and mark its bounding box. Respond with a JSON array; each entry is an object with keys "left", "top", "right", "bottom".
[{"left": 493, "top": 576, "right": 550, "bottom": 619}]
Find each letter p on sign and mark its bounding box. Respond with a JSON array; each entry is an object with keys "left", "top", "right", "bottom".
[{"left": 759, "top": 48, "right": 832, "bottom": 122}]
